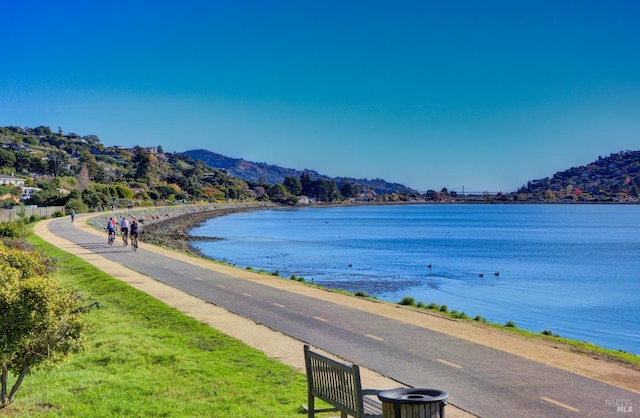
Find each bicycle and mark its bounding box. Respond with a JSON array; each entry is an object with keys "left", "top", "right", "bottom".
[
  {"left": 107, "top": 230, "right": 115, "bottom": 246},
  {"left": 130, "top": 233, "right": 138, "bottom": 251}
]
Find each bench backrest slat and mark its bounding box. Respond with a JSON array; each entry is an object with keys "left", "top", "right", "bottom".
[{"left": 304, "top": 345, "right": 365, "bottom": 417}]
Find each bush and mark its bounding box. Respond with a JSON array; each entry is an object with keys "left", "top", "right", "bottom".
[
  {"left": 354, "top": 291, "right": 370, "bottom": 298},
  {"left": 0, "top": 221, "right": 26, "bottom": 239},
  {"left": 474, "top": 315, "right": 486, "bottom": 322},
  {"left": 0, "top": 245, "right": 57, "bottom": 278},
  {"left": 399, "top": 296, "right": 416, "bottom": 306},
  {"left": 0, "top": 256, "right": 85, "bottom": 407},
  {"left": 505, "top": 320, "right": 517, "bottom": 328},
  {"left": 65, "top": 198, "right": 88, "bottom": 214},
  {"left": 426, "top": 303, "right": 440, "bottom": 310},
  {"left": 439, "top": 305, "right": 448, "bottom": 313}
]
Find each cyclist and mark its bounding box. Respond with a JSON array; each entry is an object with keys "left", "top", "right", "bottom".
[
  {"left": 106, "top": 217, "right": 116, "bottom": 245},
  {"left": 130, "top": 218, "right": 139, "bottom": 251},
  {"left": 120, "top": 216, "right": 130, "bottom": 246}
]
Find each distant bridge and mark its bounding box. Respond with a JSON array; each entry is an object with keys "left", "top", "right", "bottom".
[{"left": 449, "top": 186, "right": 518, "bottom": 195}]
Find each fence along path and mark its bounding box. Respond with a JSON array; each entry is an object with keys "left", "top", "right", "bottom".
[{"left": 0, "top": 206, "right": 66, "bottom": 222}]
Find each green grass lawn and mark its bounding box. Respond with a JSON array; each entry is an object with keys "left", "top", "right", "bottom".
[{"left": 6, "top": 233, "right": 310, "bottom": 417}]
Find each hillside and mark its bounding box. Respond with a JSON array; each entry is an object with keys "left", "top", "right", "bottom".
[
  {"left": 182, "top": 149, "right": 417, "bottom": 195},
  {"left": 1, "top": 125, "right": 638, "bottom": 205},
  {"left": 517, "top": 151, "right": 640, "bottom": 201}
]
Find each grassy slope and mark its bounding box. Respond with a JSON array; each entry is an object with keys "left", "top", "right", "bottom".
[{"left": 6, "top": 233, "right": 310, "bottom": 417}]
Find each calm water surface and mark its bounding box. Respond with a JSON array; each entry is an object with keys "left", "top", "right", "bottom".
[{"left": 190, "top": 204, "right": 640, "bottom": 355}]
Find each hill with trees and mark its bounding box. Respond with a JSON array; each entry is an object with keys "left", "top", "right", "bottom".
[
  {"left": 0, "top": 125, "right": 638, "bottom": 210},
  {"left": 516, "top": 151, "right": 640, "bottom": 202},
  {"left": 0, "top": 125, "right": 421, "bottom": 212}
]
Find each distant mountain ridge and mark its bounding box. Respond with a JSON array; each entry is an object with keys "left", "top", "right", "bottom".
[{"left": 183, "top": 149, "right": 417, "bottom": 195}]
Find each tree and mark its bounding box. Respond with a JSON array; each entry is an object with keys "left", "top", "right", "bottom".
[
  {"left": 283, "top": 176, "right": 302, "bottom": 196},
  {"left": 132, "top": 147, "right": 161, "bottom": 184},
  {"left": 78, "top": 151, "right": 104, "bottom": 182},
  {"left": 77, "top": 164, "right": 91, "bottom": 192},
  {"left": 47, "top": 150, "right": 68, "bottom": 177},
  {"left": 0, "top": 149, "right": 16, "bottom": 170},
  {"left": 0, "top": 244, "right": 85, "bottom": 408},
  {"left": 339, "top": 182, "right": 356, "bottom": 199},
  {"left": 300, "top": 172, "right": 313, "bottom": 196}
]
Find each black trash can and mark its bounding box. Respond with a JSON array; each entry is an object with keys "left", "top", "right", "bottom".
[{"left": 378, "top": 388, "right": 449, "bottom": 418}]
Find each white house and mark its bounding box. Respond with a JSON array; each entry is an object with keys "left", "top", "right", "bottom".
[{"left": 0, "top": 175, "right": 26, "bottom": 187}]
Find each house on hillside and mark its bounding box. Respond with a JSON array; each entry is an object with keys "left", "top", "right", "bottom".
[{"left": 0, "top": 175, "right": 25, "bottom": 187}]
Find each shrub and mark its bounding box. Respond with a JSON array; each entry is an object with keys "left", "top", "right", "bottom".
[
  {"left": 0, "top": 242, "right": 85, "bottom": 407},
  {"left": 474, "top": 315, "right": 486, "bottom": 322},
  {"left": 426, "top": 303, "right": 440, "bottom": 310},
  {"left": 439, "top": 305, "right": 448, "bottom": 313},
  {"left": 0, "top": 245, "right": 56, "bottom": 278},
  {"left": 354, "top": 291, "right": 370, "bottom": 298},
  {"left": 505, "top": 320, "right": 517, "bottom": 328},
  {"left": 0, "top": 221, "right": 25, "bottom": 238},
  {"left": 399, "top": 297, "right": 415, "bottom": 306}
]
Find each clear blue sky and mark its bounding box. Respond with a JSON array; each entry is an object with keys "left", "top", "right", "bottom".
[{"left": 2, "top": 1, "right": 639, "bottom": 192}]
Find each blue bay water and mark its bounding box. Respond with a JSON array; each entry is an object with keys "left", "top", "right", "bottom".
[{"left": 190, "top": 204, "right": 640, "bottom": 355}]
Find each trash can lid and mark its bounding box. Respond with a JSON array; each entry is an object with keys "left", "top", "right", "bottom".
[{"left": 378, "top": 388, "right": 449, "bottom": 404}]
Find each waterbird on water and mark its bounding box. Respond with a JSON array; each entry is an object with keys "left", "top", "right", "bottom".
[{"left": 479, "top": 273, "right": 484, "bottom": 278}]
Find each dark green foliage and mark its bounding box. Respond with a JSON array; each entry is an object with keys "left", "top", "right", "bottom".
[
  {"left": 505, "top": 320, "right": 517, "bottom": 328},
  {"left": 399, "top": 296, "right": 415, "bottom": 306}
]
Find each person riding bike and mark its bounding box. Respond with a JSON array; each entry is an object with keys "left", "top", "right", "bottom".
[
  {"left": 120, "top": 217, "right": 130, "bottom": 246},
  {"left": 106, "top": 217, "right": 116, "bottom": 245},
  {"left": 130, "top": 219, "right": 140, "bottom": 250}
]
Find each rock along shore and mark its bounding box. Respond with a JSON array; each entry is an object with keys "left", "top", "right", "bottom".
[{"left": 89, "top": 202, "right": 277, "bottom": 257}]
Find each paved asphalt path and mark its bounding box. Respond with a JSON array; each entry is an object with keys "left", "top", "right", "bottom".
[{"left": 46, "top": 217, "right": 637, "bottom": 417}]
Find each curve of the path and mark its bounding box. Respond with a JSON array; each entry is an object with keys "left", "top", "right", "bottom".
[{"left": 39, "top": 215, "right": 638, "bottom": 418}]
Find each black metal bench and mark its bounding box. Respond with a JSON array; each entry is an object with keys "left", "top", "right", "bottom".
[{"left": 302, "top": 344, "right": 384, "bottom": 418}]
